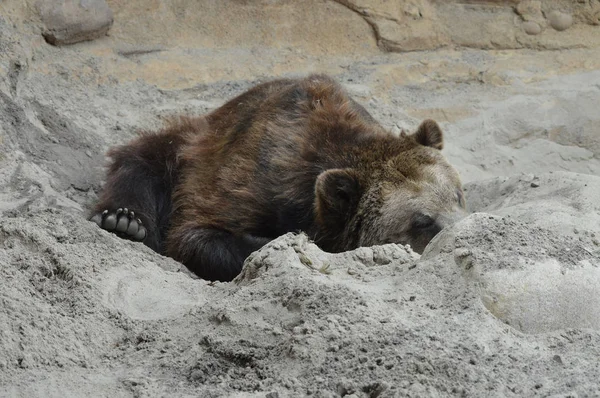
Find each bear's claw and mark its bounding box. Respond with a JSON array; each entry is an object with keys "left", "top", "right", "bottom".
[{"left": 91, "top": 208, "right": 146, "bottom": 241}]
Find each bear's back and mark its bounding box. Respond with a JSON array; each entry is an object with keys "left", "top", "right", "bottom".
[
  {"left": 203, "top": 75, "right": 385, "bottom": 153},
  {"left": 174, "top": 75, "right": 398, "bottom": 240}
]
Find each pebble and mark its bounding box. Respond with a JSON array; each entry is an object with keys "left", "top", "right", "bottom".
[
  {"left": 553, "top": 354, "right": 563, "bottom": 365},
  {"left": 523, "top": 21, "right": 542, "bottom": 35},
  {"left": 516, "top": 0, "right": 542, "bottom": 18},
  {"left": 530, "top": 181, "right": 540, "bottom": 188},
  {"left": 404, "top": 5, "right": 422, "bottom": 19},
  {"left": 548, "top": 11, "right": 573, "bottom": 32},
  {"left": 38, "top": 0, "right": 114, "bottom": 46}
]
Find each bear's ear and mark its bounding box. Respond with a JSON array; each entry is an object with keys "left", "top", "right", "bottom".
[
  {"left": 411, "top": 119, "right": 444, "bottom": 150},
  {"left": 315, "top": 168, "right": 361, "bottom": 223}
]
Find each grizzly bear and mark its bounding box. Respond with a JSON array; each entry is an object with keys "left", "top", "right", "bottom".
[{"left": 90, "top": 74, "right": 466, "bottom": 281}]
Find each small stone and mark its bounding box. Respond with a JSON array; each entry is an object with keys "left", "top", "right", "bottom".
[
  {"left": 530, "top": 181, "right": 540, "bottom": 188},
  {"left": 592, "top": 10, "right": 600, "bottom": 26},
  {"left": 548, "top": 11, "right": 573, "bottom": 32},
  {"left": 454, "top": 247, "right": 474, "bottom": 269},
  {"left": 404, "top": 5, "right": 422, "bottom": 19},
  {"left": 523, "top": 21, "right": 542, "bottom": 35},
  {"left": 17, "top": 355, "right": 30, "bottom": 369},
  {"left": 38, "top": 0, "right": 114, "bottom": 46},
  {"left": 516, "top": 0, "right": 542, "bottom": 19},
  {"left": 553, "top": 354, "right": 563, "bottom": 365}
]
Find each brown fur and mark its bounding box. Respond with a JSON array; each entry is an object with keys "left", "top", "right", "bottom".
[{"left": 92, "top": 74, "right": 465, "bottom": 281}]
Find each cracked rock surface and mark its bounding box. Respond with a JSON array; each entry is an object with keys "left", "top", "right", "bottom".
[{"left": 334, "top": 0, "right": 600, "bottom": 52}]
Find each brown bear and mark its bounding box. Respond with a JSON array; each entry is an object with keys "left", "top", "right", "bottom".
[{"left": 90, "top": 74, "right": 466, "bottom": 281}]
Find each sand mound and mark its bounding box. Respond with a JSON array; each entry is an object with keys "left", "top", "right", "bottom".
[{"left": 2, "top": 171, "right": 600, "bottom": 396}]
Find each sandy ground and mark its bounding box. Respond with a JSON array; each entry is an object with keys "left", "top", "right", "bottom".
[{"left": 1, "top": 2, "right": 600, "bottom": 397}]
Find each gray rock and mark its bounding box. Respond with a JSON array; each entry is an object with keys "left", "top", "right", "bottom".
[
  {"left": 548, "top": 10, "right": 573, "bottom": 32},
  {"left": 38, "top": 0, "right": 114, "bottom": 46},
  {"left": 516, "top": 0, "right": 542, "bottom": 20},
  {"left": 523, "top": 21, "right": 542, "bottom": 35}
]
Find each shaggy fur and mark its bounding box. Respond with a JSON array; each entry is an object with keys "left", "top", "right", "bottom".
[{"left": 92, "top": 74, "right": 465, "bottom": 281}]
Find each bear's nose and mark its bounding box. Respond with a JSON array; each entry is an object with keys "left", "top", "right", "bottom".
[
  {"left": 437, "top": 208, "right": 469, "bottom": 229},
  {"left": 408, "top": 213, "right": 443, "bottom": 254}
]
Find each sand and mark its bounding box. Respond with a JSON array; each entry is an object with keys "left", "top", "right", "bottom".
[{"left": 1, "top": 1, "right": 600, "bottom": 397}]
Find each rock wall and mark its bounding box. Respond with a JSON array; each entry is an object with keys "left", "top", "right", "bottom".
[
  {"left": 335, "top": 0, "right": 600, "bottom": 52},
  {"left": 22, "top": 0, "right": 600, "bottom": 53}
]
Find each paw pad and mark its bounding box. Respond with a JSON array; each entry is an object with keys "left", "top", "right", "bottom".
[{"left": 90, "top": 208, "right": 147, "bottom": 241}]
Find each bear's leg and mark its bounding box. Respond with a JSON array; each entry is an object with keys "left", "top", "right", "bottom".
[
  {"left": 90, "top": 142, "right": 175, "bottom": 253},
  {"left": 91, "top": 208, "right": 147, "bottom": 241},
  {"left": 169, "top": 227, "right": 271, "bottom": 281}
]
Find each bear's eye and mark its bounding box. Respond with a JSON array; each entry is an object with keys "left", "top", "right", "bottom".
[{"left": 411, "top": 213, "right": 436, "bottom": 230}]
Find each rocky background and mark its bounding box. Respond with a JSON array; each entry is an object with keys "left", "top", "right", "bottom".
[{"left": 1, "top": 0, "right": 600, "bottom": 397}]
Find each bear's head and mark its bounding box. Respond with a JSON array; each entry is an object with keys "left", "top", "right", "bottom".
[{"left": 315, "top": 119, "right": 467, "bottom": 254}]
